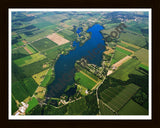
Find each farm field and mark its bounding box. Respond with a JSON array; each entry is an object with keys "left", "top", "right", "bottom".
[
  {"left": 32, "top": 69, "right": 49, "bottom": 85},
  {"left": 24, "top": 44, "right": 37, "bottom": 54},
  {"left": 47, "top": 33, "right": 70, "bottom": 45},
  {"left": 116, "top": 47, "right": 132, "bottom": 56},
  {"left": 99, "top": 100, "right": 115, "bottom": 115},
  {"left": 74, "top": 71, "right": 97, "bottom": 90},
  {"left": 100, "top": 84, "right": 140, "bottom": 112},
  {"left": 110, "top": 50, "right": 127, "bottom": 65},
  {"left": 134, "top": 48, "right": 149, "bottom": 66},
  {"left": 139, "top": 63, "right": 149, "bottom": 71},
  {"left": 12, "top": 77, "right": 38, "bottom": 102},
  {"left": 40, "top": 68, "right": 53, "bottom": 87},
  {"left": 118, "top": 41, "right": 139, "bottom": 51},
  {"left": 118, "top": 100, "right": 148, "bottom": 115},
  {"left": 77, "top": 85, "right": 88, "bottom": 96},
  {"left": 111, "top": 58, "right": 141, "bottom": 81},
  {"left": 117, "top": 45, "right": 134, "bottom": 53},
  {"left": 120, "top": 32, "right": 146, "bottom": 47},
  {"left": 31, "top": 38, "right": 58, "bottom": 51},
  {"left": 12, "top": 47, "right": 30, "bottom": 60},
  {"left": 26, "top": 97, "right": 39, "bottom": 113},
  {"left": 34, "top": 86, "right": 46, "bottom": 99},
  {"left": 113, "top": 56, "right": 132, "bottom": 68},
  {"left": 14, "top": 53, "right": 46, "bottom": 67}
]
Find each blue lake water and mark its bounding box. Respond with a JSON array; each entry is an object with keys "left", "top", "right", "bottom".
[
  {"left": 76, "top": 27, "right": 83, "bottom": 37},
  {"left": 46, "top": 24, "right": 105, "bottom": 98}
]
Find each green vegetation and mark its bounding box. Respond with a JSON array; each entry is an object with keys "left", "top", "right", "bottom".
[
  {"left": 116, "top": 47, "right": 132, "bottom": 56},
  {"left": 120, "top": 32, "right": 146, "bottom": 47},
  {"left": 58, "top": 29, "right": 76, "bottom": 41},
  {"left": 67, "top": 98, "right": 87, "bottom": 115},
  {"left": 12, "top": 47, "right": 30, "bottom": 60},
  {"left": 12, "top": 77, "right": 38, "bottom": 102},
  {"left": 118, "top": 42, "right": 138, "bottom": 51},
  {"left": 111, "top": 58, "right": 141, "bottom": 81},
  {"left": 134, "top": 48, "right": 148, "bottom": 66},
  {"left": 14, "top": 53, "right": 46, "bottom": 67},
  {"left": 12, "top": 97, "right": 18, "bottom": 114},
  {"left": 44, "top": 104, "right": 68, "bottom": 115},
  {"left": 25, "top": 44, "right": 37, "bottom": 53},
  {"left": 26, "top": 97, "right": 39, "bottom": 113},
  {"left": 100, "top": 84, "right": 139, "bottom": 112},
  {"left": 118, "top": 100, "right": 148, "bottom": 115},
  {"left": 40, "top": 68, "right": 53, "bottom": 87},
  {"left": 139, "top": 64, "right": 148, "bottom": 71},
  {"left": 99, "top": 100, "right": 115, "bottom": 115},
  {"left": 32, "top": 38, "right": 57, "bottom": 51},
  {"left": 75, "top": 71, "right": 96, "bottom": 90},
  {"left": 110, "top": 50, "right": 127, "bottom": 65}
]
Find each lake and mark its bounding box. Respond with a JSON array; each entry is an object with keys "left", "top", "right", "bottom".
[{"left": 46, "top": 24, "right": 105, "bottom": 98}]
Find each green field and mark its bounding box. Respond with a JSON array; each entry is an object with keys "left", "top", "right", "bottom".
[
  {"left": 100, "top": 84, "right": 140, "bottom": 112},
  {"left": 67, "top": 97, "right": 88, "bottom": 115},
  {"left": 14, "top": 53, "right": 46, "bottom": 67},
  {"left": 118, "top": 42, "right": 138, "bottom": 51},
  {"left": 110, "top": 50, "right": 127, "bottom": 65},
  {"left": 99, "top": 100, "right": 115, "bottom": 115},
  {"left": 12, "top": 97, "right": 18, "bottom": 114},
  {"left": 118, "top": 100, "right": 148, "bottom": 115},
  {"left": 40, "top": 68, "right": 53, "bottom": 87},
  {"left": 116, "top": 47, "right": 132, "bottom": 55},
  {"left": 43, "top": 43, "right": 71, "bottom": 60},
  {"left": 26, "top": 97, "right": 39, "bottom": 113},
  {"left": 25, "top": 44, "right": 37, "bottom": 53},
  {"left": 120, "top": 32, "right": 146, "bottom": 47},
  {"left": 139, "top": 64, "right": 149, "bottom": 71},
  {"left": 32, "top": 38, "right": 57, "bottom": 51},
  {"left": 12, "top": 77, "right": 38, "bottom": 102},
  {"left": 134, "top": 48, "right": 148, "bottom": 66},
  {"left": 58, "top": 29, "right": 76, "bottom": 41},
  {"left": 75, "top": 72, "right": 97, "bottom": 90},
  {"left": 12, "top": 47, "right": 30, "bottom": 60},
  {"left": 111, "top": 58, "right": 141, "bottom": 81}
]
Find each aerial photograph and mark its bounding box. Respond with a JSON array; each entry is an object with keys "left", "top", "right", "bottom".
[{"left": 10, "top": 9, "right": 150, "bottom": 118}]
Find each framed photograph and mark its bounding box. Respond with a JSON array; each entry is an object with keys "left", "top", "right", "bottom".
[{"left": 8, "top": 8, "right": 152, "bottom": 120}]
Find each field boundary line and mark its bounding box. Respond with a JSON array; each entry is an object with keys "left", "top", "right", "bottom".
[{"left": 117, "top": 45, "right": 134, "bottom": 53}]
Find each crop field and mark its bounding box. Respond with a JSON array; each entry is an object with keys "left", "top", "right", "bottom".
[
  {"left": 40, "top": 68, "right": 53, "bottom": 87},
  {"left": 139, "top": 64, "right": 149, "bottom": 71},
  {"left": 43, "top": 43, "right": 71, "bottom": 60},
  {"left": 111, "top": 58, "right": 141, "bottom": 81},
  {"left": 120, "top": 41, "right": 140, "bottom": 49},
  {"left": 12, "top": 77, "right": 38, "bottom": 102},
  {"left": 75, "top": 71, "right": 97, "bottom": 90},
  {"left": 14, "top": 53, "right": 46, "bottom": 67},
  {"left": 12, "top": 47, "right": 30, "bottom": 60},
  {"left": 25, "top": 44, "right": 37, "bottom": 53},
  {"left": 47, "top": 33, "right": 70, "bottom": 45},
  {"left": 34, "top": 86, "right": 46, "bottom": 99},
  {"left": 67, "top": 98, "right": 87, "bottom": 115},
  {"left": 99, "top": 100, "right": 115, "bottom": 115},
  {"left": 117, "top": 45, "right": 134, "bottom": 53},
  {"left": 118, "top": 41, "right": 139, "bottom": 51},
  {"left": 32, "top": 69, "right": 49, "bottom": 85},
  {"left": 75, "top": 63, "right": 99, "bottom": 81},
  {"left": 33, "top": 21, "right": 53, "bottom": 29},
  {"left": 100, "top": 84, "right": 140, "bottom": 112},
  {"left": 120, "top": 32, "right": 146, "bottom": 47},
  {"left": 118, "top": 100, "right": 148, "bottom": 115},
  {"left": 57, "top": 30, "right": 76, "bottom": 41},
  {"left": 113, "top": 56, "right": 132, "bottom": 68},
  {"left": 20, "top": 29, "right": 55, "bottom": 42},
  {"left": 26, "top": 97, "right": 39, "bottom": 113},
  {"left": 110, "top": 50, "right": 127, "bottom": 65},
  {"left": 32, "top": 38, "right": 58, "bottom": 51},
  {"left": 64, "top": 19, "right": 80, "bottom": 26},
  {"left": 104, "top": 46, "right": 114, "bottom": 55},
  {"left": 134, "top": 48, "right": 148, "bottom": 66},
  {"left": 116, "top": 47, "right": 132, "bottom": 56}
]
